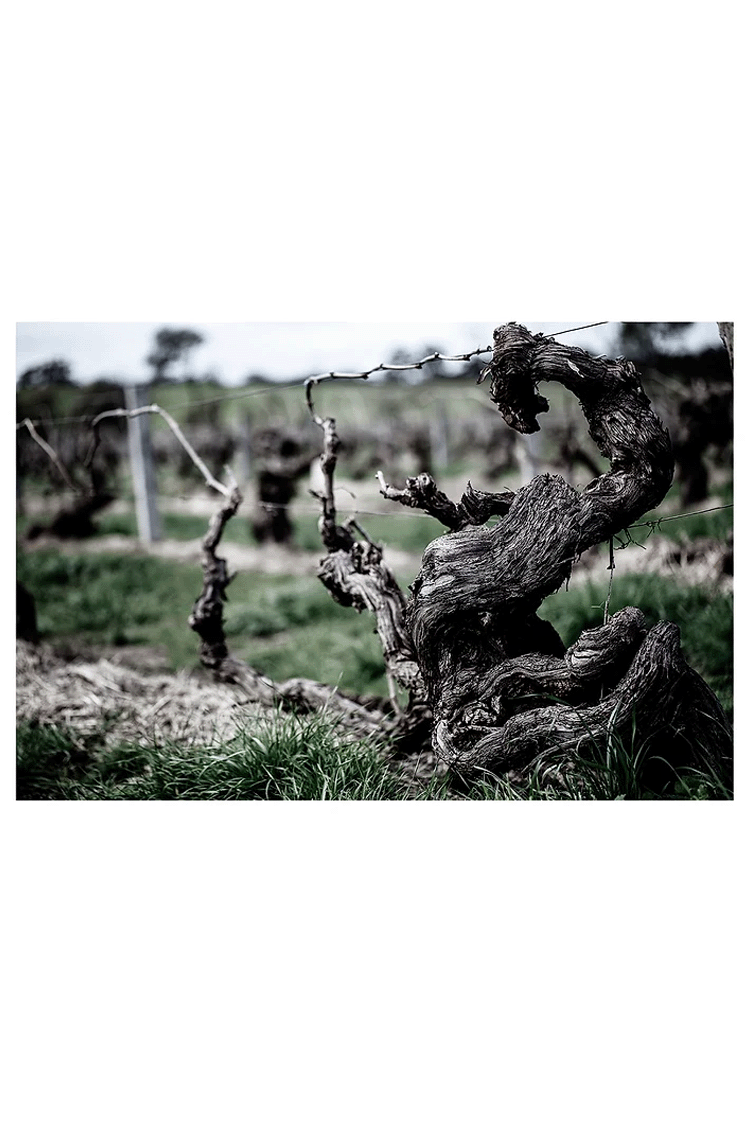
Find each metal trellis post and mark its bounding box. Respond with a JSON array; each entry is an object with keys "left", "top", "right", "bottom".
[{"left": 125, "top": 384, "right": 162, "bottom": 543}]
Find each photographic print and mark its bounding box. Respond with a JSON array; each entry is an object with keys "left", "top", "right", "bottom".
[{"left": 16, "top": 321, "right": 733, "bottom": 800}]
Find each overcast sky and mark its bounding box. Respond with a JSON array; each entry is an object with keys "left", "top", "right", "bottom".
[{"left": 15, "top": 321, "right": 724, "bottom": 387}]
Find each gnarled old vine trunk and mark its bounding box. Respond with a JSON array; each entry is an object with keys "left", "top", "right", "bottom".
[
  {"left": 187, "top": 324, "right": 730, "bottom": 793},
  {"left": 399, "top": 322, "right": 731, "bottom": 782}
]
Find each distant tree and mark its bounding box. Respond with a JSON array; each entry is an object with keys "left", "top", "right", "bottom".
[
  {"left": 17, "top": 359, "right": 74, "bottom": 388},
  {"left": 382, "top": 348, "right": 411, "bottom": 383},
  {"left": 72, "top": 379, "right": 125, "bottom": 418},
  {"left": 618, "top": 324, "right": 733, "bottom": 506},
  {"left": 146, "top": 327, "right": 205, "bottom": 384},
  {"left": 614, "top": 323, "right": 694, "bottom": 362},
  {"left": 184, "top": 371, "right": 221, "bottom": 387}
]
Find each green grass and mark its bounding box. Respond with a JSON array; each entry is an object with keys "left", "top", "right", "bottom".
[
  {"left": 98, "top": 507, "right": 442, "bottom": 557},
  {"left": 18, "top": 504, "right": 445, "bottom": 559},
  {"left": 96, "top": 510, "right": 213, "bottom": 541},
  {"left": 16, "top": 548, "right": 390, "bottom": 694},
  {"left": 547, "top": 716, "right": 731, "bottom": 800},
  {"left": 18, "top": 508, "right": 263, "bottom": 546},
  {"left": 17, "top": 506, "right": 733, "bottom": 800},
  {"left": 18, "top": 373, "right": 501, "bottom": 436},
  {"left": 628, "top": 481, "right": 733, "bottom": 544},
  {"left": 291, "top": 512, "right": 445, "bottom": 555},
  {"left": 16, "top": 548, "right": 205, "bottom": 664},
  {"left": 18, "top": 539, "right": 734, "bottom": 712},
  {"left": 16, "top": 714, "right": 731, "bottom": 801},
  {"left": 15, "top": 714, "right": 427, "bottom": 801}
]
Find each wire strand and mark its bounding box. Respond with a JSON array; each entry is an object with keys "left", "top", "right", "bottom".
[
  {"left": 543, "top": 321, "right": 610, "bottom": 338},
  {"left": 15, "top": 382, "right": 310, "bottom": 428},
  {"left": 627, "top": 503, "right": 733, "bottom": 529},
  {"left": 16, "top": 323, "right": 611, "bottom": 428},
  {"left": 156, "top": 498, "right": 733, "bottom": 528}
]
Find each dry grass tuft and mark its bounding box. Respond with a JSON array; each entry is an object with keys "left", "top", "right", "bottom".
[{"left": 16, "top": 640, "right": 273, "bottom": 750}]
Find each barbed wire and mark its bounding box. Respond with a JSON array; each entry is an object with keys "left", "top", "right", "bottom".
[
  {"left": 16, "top": 321, "right": 612, "bottom": 429},
  {"left": 21, "top": 347, "right": 496, "bottom": 430},
  {"left": 304, "top": 345, "right": 492, "bottom": 394},
  {"left": 628, "top": 503, "right": 733, "bottom": 530},
  {"left": 610, "top": 503, "right": 734, "bottom": 551},
  {"left": 600, "top": 501, "right": 733, "bottom": 623},
  {"left": 19, "top": 321, "right": 733, "bottom": 552}
]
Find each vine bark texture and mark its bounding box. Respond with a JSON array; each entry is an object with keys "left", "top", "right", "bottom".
[{"left": 393, "top": 323, "right": 730, "bottom": 782}]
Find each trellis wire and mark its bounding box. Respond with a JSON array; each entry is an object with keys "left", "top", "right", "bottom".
[
  {"left": 627, "top": 504, "right": 732, "bottom": 530},
  {"left": 14, "top": 380, "right": 309, "bottom": 429},
  {"left": 19, "top": 321, "right": 731, "bottom": 550},
  {"left": 16, "top": 349, "right": 491, "bottom": 429},
  {"left": 239, "top": 498, "right": 734, "bottom": 531},
  {"left": 600, "top": 504, "right": 733, "bottom": 623},
  {"left": 16, "top": 321, "right": 611, "bottom": 429},
  {"left": 542, "top": 322, "right": 609, "bottom": 338}
]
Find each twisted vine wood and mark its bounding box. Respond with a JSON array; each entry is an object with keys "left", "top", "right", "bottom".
[
  {"left": 189, "top": 322, "right": 731, "bottom": 789},
  {"left": 319, "top": 322, "right": 731, "bottom": 784}
]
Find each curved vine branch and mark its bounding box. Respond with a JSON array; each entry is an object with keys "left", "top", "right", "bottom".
[
  {"left": 306, "top": 379, "right": 425, "bottom": 703},
  {"left": 184, "top": 325, "right": 730, "bottom": 788},
  {"left": 404, "top": 322, "right": 730, "bottom": 782}
]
